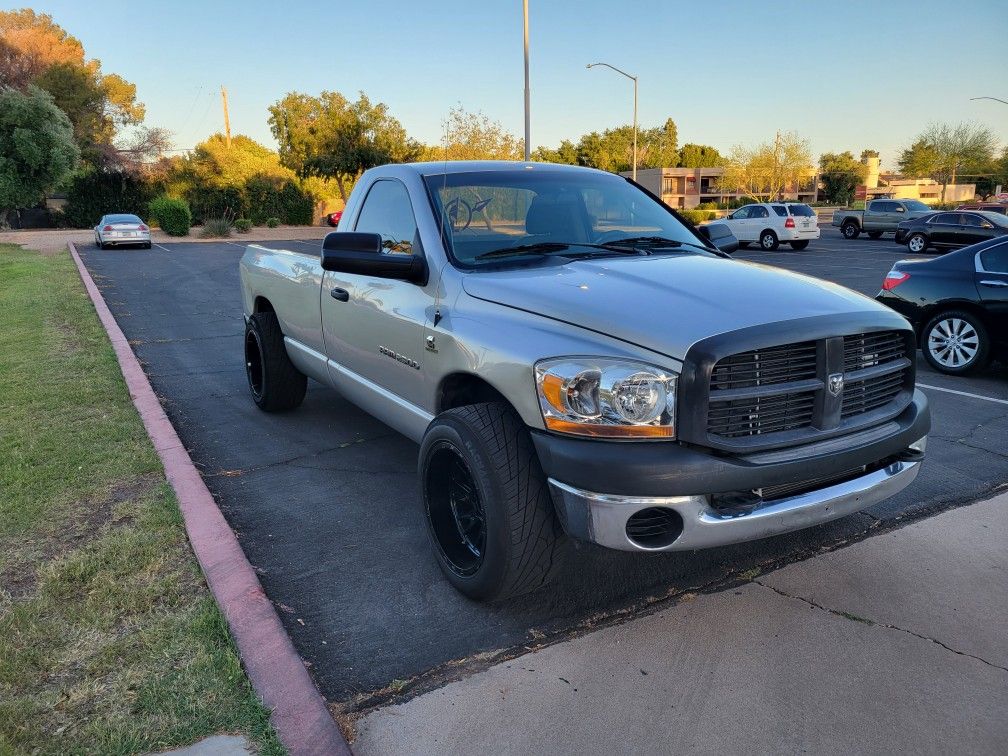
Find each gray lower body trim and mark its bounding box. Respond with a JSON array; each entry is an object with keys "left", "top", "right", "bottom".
[{"left": 549, "top": 457, "right": 922, "bottom": 552}]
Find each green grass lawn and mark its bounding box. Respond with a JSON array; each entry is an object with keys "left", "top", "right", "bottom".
[{"left": 0, "top": 244, "right": 282, "bottom": 755}]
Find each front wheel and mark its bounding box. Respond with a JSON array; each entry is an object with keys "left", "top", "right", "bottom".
[
  {"left": 789, "top": 240, "right": 809, "bottom": 250},
  {"left": 907, "top": 233, "right": 928, "bottom": 253},
  {"left": 759, "top": 230, "right": 780, "bottom": 251},
  {"left": 922, "top": 311, "right": 989, "bottom": 375},
  {"left": 244, "top": 311, "right": 307, "bottom": 411},
  {"left": 419, "top": 403, "right": 562, "bottom": 602},
  {"left": 842, "top": 222, "right": 860, "bottom": 239}
]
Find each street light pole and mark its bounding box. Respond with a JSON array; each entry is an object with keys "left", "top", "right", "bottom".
[
  {"left": 523, "top": 0, "right": 531, "bottom": 161},
  {"left": 587, "top": 62, "right": 638, "bottom": 180},
  {"left": 970, "top": 96, "right": 1008, "bottom": 105}
]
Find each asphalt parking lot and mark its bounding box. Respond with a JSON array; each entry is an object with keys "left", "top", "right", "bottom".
[{"left": 78, "top": 225, "right": 1008, "bottom": 712}]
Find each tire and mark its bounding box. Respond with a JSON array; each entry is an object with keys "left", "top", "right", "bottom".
[
  {"left": 143, "top": 242, "right": 152, "bottom": 249},
  {"left": 244, "top": 311, "right": 307, "bottom": 411},
  {"left": 759, "top": 229, "right": 779, "bottom": 251},
  {"left": 842, "top": 221, "right": 860, "bottom": 239},
  {"left": 922, "top": 310, "right": 990, "bottom": 375},
  {"left": 867, "top": 231, "right": 882, "bottom": 240},
  {"left": 907, "top": 233, "right": 928, "bottom": 253},
  {"left": 97, "top": 236, "right": 105, "bottom": 250},
  {"left": 419, "top": 402, "right": 562, "bottom": 602},
  {"left": 789, "top": 240, "right": 809, "bottom": 250}
]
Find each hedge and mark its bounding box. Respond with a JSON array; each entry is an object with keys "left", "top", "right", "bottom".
[
  {"left": 64, "top": 170, "right": 156, "bottom": 228},
  {"left": 149, "top": 196, "right": 192, "bottom": 236},
  {"left": 185, "top": 179, "right": 314, "bottom": 226},
  {"left": 679, "top": 209, "right": 717, "bottom": 225}
]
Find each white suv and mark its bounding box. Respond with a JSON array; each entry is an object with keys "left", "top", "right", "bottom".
[{"left": 722, "top": 203, "right": 820, "bottom": 251}]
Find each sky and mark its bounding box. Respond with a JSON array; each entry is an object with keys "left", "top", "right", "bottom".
[{"left": 12, "top": 0, "right": 1008, "bottom": 170}]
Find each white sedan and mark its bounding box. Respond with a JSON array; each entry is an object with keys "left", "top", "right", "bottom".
[
  {"left": 94, "top": 214, "right": 151, "bottom": 249},
  {"left": 721, "top": 203, "right": 820, "bottom": 251}
]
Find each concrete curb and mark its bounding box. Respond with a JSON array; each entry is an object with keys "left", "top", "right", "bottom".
[{"left": 68, "top": 243, "right": 349, "bottom": 756}]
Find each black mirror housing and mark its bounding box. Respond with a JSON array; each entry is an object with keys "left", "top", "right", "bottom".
[
  {"left": 320, "top": 232, "right": 428, "bottom": 284},
  {"left": 698, "top": 222, "right": 739, "bottom": 254}
]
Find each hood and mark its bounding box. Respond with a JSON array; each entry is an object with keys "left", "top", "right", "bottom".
[{"left": 462, "top": 254, "right": 893, "bottom": 360}]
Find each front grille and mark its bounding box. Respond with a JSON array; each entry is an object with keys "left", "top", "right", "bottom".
[{"left": 705, "top": 330, "right": 911, "bottom": 448}]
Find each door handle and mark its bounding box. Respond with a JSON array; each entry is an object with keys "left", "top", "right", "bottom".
[
  {"left": 330, "top": 287, "right": 350, "bottom": 301},
  {"left": 979, "top": 279, "right": 1008, "bottom": 287}
]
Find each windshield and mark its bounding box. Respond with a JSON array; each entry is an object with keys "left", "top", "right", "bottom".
[
  {"left": 787, "top": 204, "right": 816, "bottom": 217},
  {"left": 423, "top": 168, "right": 705, "bottom": 267},
  {"left": 902, "top": 200, "right": 930, "bottom": 212}
]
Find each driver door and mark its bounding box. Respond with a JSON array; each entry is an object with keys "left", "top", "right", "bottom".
[
  {"left": 727, "top": 206, "right": 753, "bottom": 241},
  {"left": 321, "top": 178, "right": 435, "bottom": 409}
]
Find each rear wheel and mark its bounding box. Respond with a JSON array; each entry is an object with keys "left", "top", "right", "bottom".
[
  {"left": 868, "top": 231, "right": 882, "bottom": 240},
  {"left": 842, "top": 221, "right": 860, "bottom": 239},
  {"left": 907, "top": 233, "right": 928, "bottom": 253},
  {"left": 759, "top": 229, "right": 779, "bottom": 251},
  {"left": 419, "top": 402, "right": 562, "bottom": 602},
  {"left": 789, "top": 240, "right": 809, "bottom": 250},
  {"left": 244, "top": 311, "right": 307, "bottom": 411},
  {"left": 922, "top": 310, "right": 989, "bottom": 375}
]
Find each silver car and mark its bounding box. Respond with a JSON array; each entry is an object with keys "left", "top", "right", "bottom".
[{"left": 94, "top": 214, "right": 151, "bottom": 249}]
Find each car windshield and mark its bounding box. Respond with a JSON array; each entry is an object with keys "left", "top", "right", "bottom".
[
  {"left": 787, "top": 204, "right": 816, "bottom": 217},
  {"left": 902, "top": 200, "right": 930, "bottom": 212},
  {"left": 105, "top": 214, "right": 142, "bottom": 224},
  {"left": 423, "top": 168, "right": 706, "bottom": 267}
]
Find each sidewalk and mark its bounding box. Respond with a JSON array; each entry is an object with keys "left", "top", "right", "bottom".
[{"left": 354, "top": 492, "right": 1008, "bottom": 754}]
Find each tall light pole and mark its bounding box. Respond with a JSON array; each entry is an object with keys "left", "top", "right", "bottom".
[
  {"left": 523, "top": 0, "right": 531, "bottom": 161},
  {"left": 970, "top": 96, "right": 1008, "bottom": 105},
  {"left": 587, "top": 62, "right": 638, "bottom": 180}
]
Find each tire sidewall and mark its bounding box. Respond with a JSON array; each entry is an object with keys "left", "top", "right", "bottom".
[
  {"left": 922, "top": 311, "right": 989, "bottom": 375},
  {"left": 419, "top": 416, "right": 511, "bottom": 598},
  {"left": 245, "top": 318, "right": 266, "bottom": 406}
]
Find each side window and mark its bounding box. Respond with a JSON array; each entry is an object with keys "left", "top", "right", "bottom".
[
  {"left": 354, "top": 180, "right": 420, "bottom": 255},
  {"left": 961, "top": 214, "right": 983, "bottom": 227},
  {"left": 772, "top": 205, "right": 788, "bottom": 217},
  {"left": 868, "top": 200, "right": 881, "bottom": 212},
  {"left": 930, "top": 213, "right": 955, "bottom": 225},
  {"left": 752, "top": 206, "right": 769, "bottom": 218},
  {"left": 731, "top": 206, "right": 750, "bottom": 219},
  {"left": 980, "top": 243, "right": 1008, "bottom": 273}
]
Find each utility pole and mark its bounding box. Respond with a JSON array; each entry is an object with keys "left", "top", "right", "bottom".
[
  {"left": 523, "top": 0, "right": 530, "bottom": 161},
  {"left": 220, "top": 86, "right": 232, "bottom": 149}
]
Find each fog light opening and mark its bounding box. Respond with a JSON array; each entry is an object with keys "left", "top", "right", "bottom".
[{"left": 625, "top": 507, "right": 683, "bottom": 549}]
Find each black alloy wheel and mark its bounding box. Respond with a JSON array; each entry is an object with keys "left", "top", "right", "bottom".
[{"left": 425, "top": 441, "right": 487, "bottom": 577}]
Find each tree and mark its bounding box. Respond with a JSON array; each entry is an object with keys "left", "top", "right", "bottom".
[
  {"left": 0, "top": 85, "right": 79, "bottom": 227},
  {"left": 818, "top": 151, "right": 868, "bottom": 205},
  {"left": 678, "top": 143, "right": 723, "bottom": 168},
  {"left": 720, "top": 132, "right": 813, "bottom": 201},
  {"left": 898, "top": 122, "right": 998, "bottom": 202},
  {"left": 182, "top": 134, "right": 297, "bottom": 188},
  {"left": 268, "top": 90, "right": 420, "bottom": 202},
  {"left": 975, "top": 176, "right": 995, "bottom": 199},
  {"left": 421, "top": 105, "right": 523, "bottom": 161},
  {"left": 0, "top": 9, "right": 86, "bottom": 88},
  {"left": 531, "top": 139, "right": 578, "bottom": 165},
  {"left": 860, "top": 149, "right": 879, "bottom": 161}
]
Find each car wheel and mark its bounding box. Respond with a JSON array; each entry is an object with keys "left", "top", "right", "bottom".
[
  {"left": 244, "top": 311, "right": 307, "bottom": 411},
  {"left": 143, "top": 242, "right": 152, "bottom": 249},
  {"left": 789, "top": 240, "right": 809, "bottom": 250},
  {"left": 922, "top": 310, "right": 990, "bottom": 375},
  {"left": 96, "top": 236, "right": 105, "bottom": 250},
  {"left": 907, "top": 233, "right": 928, "bottom": 253},
  {"left": 868, "top": 231, "right": 882, "bottom": 240},
  {"left": 419, "top": 402, "right": 563, "bottom": 602},
  {"left": 842, "top": 222, "right": 860, "bottom": 239},
  {"left": 760, "top": 230, "right": 779, "bottom": 251}
]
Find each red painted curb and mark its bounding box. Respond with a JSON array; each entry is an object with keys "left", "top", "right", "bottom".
[{"left": 68, "top": 243, "right": 350, "bottom": 756}]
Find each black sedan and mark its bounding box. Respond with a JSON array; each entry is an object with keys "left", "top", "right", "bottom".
[
  {"left": 877, "top": 236, "right": 1008, "bottom": 374},
  {"left": 894, "top": 210, "right": 1008, "bottom": 253}
]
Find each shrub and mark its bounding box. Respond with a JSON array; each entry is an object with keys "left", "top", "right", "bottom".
[
  {"left": 234, "top": 218, "right": 253, "bottom": 233},
  {"left": 200, "top": 216, "right": 232, "bottom": 238},
  {"left": 148, "top": 196, "right": 192, "bottom": 236},
  {"left": 186, "top": 185, "right": 244, "bottom": 225},
  {"left": 65, "top": 170, "right": 156, "bottom": 228},
  {"left": 697, "top": 201, "right": 719, "bottom": 210},
  {"left": 679, "top": 209, "right": 717, "bottom": 224},
  {"left": 265, "top": 216, "right": 280, "bottom": 228}
]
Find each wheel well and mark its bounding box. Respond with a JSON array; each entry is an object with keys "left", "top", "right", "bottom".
[
  {"left": 760, "top": 228, "right": 777, "bottom": 238},
  {"left": 253, "top": 296, "right": 275, "bottom": 314},
  {"left": 438, "top": 373, "right": 511, "bottom": 414},
  {"left": 842, "top": 218, "right": 859, "bottom": 227}
]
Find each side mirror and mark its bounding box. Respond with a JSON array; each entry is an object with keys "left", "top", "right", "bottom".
[
  {"left": 698, "top": 223, "right": 739, "bottom": 254},
  {"left": 895, "top": 206, "right": 906, "bottom": 213},
  {"left": 320, "top": 232, "right": 427, "bottom": 284}
]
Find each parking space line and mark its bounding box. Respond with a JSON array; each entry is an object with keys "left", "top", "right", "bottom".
[
  {"left": 153, "top": 243, "right": 172, "bottom": 252},
  {"left": 918, "top": 383, "right": 1008, "bottom": 406}
]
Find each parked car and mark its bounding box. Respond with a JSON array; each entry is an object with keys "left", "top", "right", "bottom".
[
  {"left": 239, "top": 161, "right": 929, "bottom": 601},
  {"left": 956, "top": 203, "right": 1008, "bottom": 215},
  {"left": 721, "top": 202, "right": 820, "bottom": 250},
  {"left": 832, "top": 199, "right": 933, "bottom": 240},
  {"left": 877, "top": 236, "right": 1008, "bottom": 374},
  {"left": 894, "top": 211, "right": 1008, "bottom": 253},
  {"left": 94, "top": 214, "right": 151, "bottom": 249},
  {"left": 325, "top": 210, "right": 343, "bottom": 227}
]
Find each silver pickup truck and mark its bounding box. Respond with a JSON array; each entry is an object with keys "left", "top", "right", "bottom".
[
  {"left": 833, "top": 198, "right": 934, "bottom": 239},
  {"left": 240, "top": 161, "right": 930, "bottom": 601}
]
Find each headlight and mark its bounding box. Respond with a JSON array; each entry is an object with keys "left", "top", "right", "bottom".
[{"left": 535, "top": 357, "right": 677, "bottom": 439}]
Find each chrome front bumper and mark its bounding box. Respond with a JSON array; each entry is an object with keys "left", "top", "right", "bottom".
[{"left": 548, "top": 457, "right": 922, "bottom": 552}]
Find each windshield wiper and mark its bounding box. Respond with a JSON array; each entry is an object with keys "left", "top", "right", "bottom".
[
  {"left": 599, "top": 235, "right": 723, "bottom": 256},
  {"left": 474, "top": 242, "right": 645, "bottom": 261}
]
